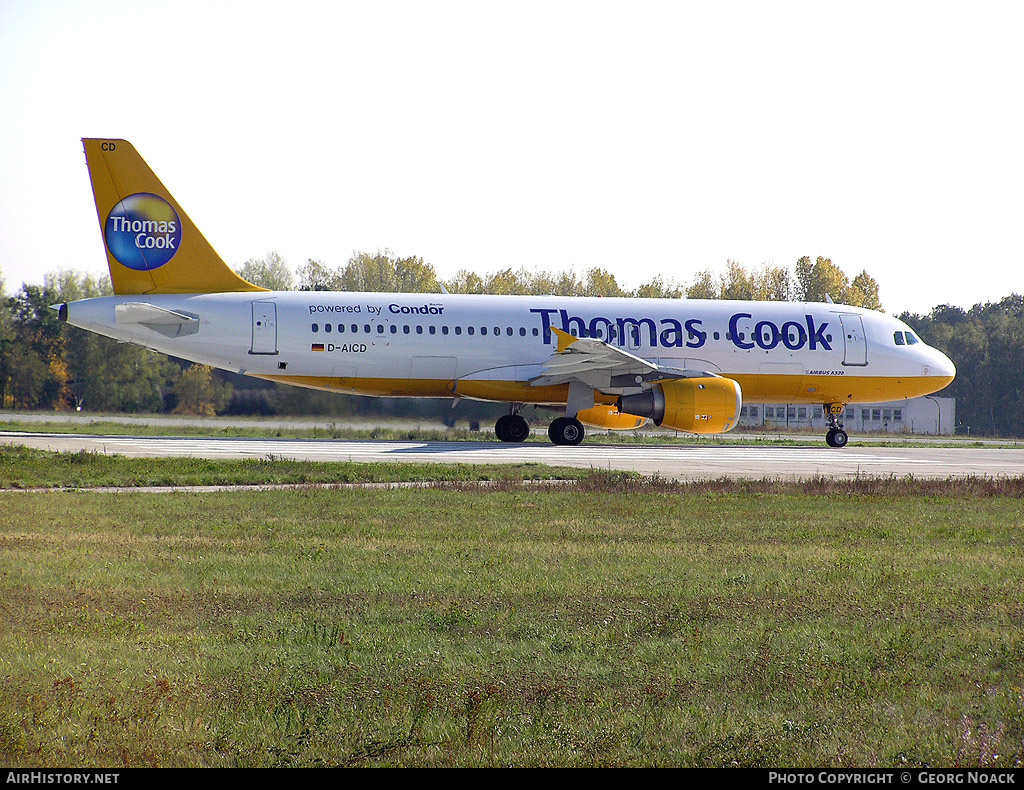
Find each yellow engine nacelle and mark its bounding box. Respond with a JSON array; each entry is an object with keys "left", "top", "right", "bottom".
[
  {"left": 575, "top": 405, "right": 649, "bottom": 431},
  {"left": 618, "top": 376, "right": 742, "bottom": 435}
]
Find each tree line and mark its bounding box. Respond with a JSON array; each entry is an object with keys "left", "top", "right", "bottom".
[
  {"left": 2, "top": 253, "right": 1019, "bottom": 435},
  {"left": 236, "top": 250, "right": 883, "bottom": 308}
]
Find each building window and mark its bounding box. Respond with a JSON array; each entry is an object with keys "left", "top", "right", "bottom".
[{"left": 893, "top": 409, "right": 903, "bottom": 421}]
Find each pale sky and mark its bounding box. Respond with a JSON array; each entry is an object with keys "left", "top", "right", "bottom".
[{"left": 1, "top": 0, "right": 1021, "bottom": 315}]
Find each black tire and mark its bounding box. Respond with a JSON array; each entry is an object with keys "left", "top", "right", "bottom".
[
  {"left": 831, "top": 428, "right": 849, "bottom": 448},
  {"left": 495, "top": 415, "right": 511, "bottom": 442},
  {"left": 506, "top": 414, "right": 530, "bottom": 442},
  {"left": 548, "top": 417, "right": 585, "bottom": 446},
  {"left": 825, "top": 428, "right": 836, "bottom": 447}
]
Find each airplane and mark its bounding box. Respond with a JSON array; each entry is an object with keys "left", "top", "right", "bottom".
[{"left": 57, "top": 139, "right": 956, "bottom": 447}]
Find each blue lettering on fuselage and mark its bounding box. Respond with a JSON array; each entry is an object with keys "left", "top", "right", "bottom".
[{"left": 530, "top": 308, "right": 831, "bottom": 352}]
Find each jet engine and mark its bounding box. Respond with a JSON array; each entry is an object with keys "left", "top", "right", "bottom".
[{"left": 617, "top": 377, "right": 742, "bottom": 435}]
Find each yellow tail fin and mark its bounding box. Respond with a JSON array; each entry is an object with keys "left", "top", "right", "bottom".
[{"left": 83, "top": 139, "right": 264, "bottom": 294}]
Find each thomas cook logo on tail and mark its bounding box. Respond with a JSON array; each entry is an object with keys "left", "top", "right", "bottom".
[{"left": 104, "top": 193, "right": 182, "bottom": 270}]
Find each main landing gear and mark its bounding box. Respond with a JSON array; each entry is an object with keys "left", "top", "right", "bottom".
[
  {"left": 824, "top": 403, "right": 849, "bottom": 448},
  {"left": 548, "top": 416, "right": 585, "bottom": 446},
  {"left": 495, "top": 412, "right": 530, "bottom": 443},
  {"left": 494, "top": 407, "right": 587, "bottom": 445}
]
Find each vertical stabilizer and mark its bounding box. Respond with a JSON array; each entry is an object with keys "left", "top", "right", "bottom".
[{"left": 83, "top": 138, "right": 264, "bottom": 294}]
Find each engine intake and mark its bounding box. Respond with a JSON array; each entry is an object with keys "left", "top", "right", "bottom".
[{"left": 618, "top": 377, "right": 742, "bottom": 434}]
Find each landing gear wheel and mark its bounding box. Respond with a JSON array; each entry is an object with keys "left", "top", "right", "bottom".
[
  {"left": 548, "top": 417, "right": 585, "bottom": 446},
  {"left": 825, "top": 428, "right": 849, "bottom": 448},
  {"left": 496, "top": 414, "right": 530, "bottom": 442},
  {"left": 505, "top": 414, "right": 530, "bottom": 442},
  {"left": 823, "top": 403, "right": 850, "bottom": 449}
]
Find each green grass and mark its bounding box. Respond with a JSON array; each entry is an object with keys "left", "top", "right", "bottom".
[
  {"left": 0, "top": 445, "right": 588, "bottom": 489},
  {"left": 1, "top": 462, "right": 1023, "bottom": 766}
]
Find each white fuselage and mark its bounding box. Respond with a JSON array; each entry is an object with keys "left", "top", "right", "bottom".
[{"left": 63, "top": 291, "right": 956, "bottom": 408}]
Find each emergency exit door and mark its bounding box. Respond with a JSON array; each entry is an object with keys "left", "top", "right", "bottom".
[{"left": 250, "top": 301, "right": 278, "bottom": 355}]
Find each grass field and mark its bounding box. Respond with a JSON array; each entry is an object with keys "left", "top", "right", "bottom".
[
  {"left": 0, "top": 444, "right": 586, "bottom": 490},
  {"left": 1, "top": 453, "right": 1023, "bottom": 766}
]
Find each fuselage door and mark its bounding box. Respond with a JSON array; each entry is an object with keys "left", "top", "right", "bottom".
[
  {"left": 839, "top": 314, "right": 867, "bottom": 366},
  {"left": 250, "top": 300, "right": 278, "bottom": 355}
]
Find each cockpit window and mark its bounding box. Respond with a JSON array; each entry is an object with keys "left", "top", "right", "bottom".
[{"left": 894, "top": 330, "right": 921, "bottom": 346}]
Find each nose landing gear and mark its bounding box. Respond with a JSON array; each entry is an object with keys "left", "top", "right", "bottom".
[{"left": 824, "top": 403, "right": 849, "bottom": 448}]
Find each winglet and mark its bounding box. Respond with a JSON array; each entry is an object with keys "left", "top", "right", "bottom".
[{"left": 551, "top": 326, "right": 579, "bottom": 353}]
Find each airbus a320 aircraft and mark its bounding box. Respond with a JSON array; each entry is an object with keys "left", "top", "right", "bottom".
[{"left": 58, "top": 139, "right": 956, "bottom": 447}]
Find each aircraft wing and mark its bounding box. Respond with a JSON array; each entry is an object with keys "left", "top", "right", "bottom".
[{"left": 530, "top": 327, "right": 713, "bottom": 390}]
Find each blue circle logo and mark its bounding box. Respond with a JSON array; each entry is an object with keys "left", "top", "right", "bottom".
[{"left": 104, "top": 193, "right": 182, "bottom": 270}]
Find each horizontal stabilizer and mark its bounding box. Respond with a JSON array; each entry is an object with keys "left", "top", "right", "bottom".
[{"left": 115, "top": 302, "right": 199, "bottom": 337}]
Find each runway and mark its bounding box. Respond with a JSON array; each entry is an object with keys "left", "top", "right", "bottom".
[{"left": 3, "top": 431, "right": 1023, "bottom": 480}]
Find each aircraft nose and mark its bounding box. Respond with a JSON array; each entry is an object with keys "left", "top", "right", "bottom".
[{"left": 924, "top": 347, "right": 956, "bottom": 384}]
